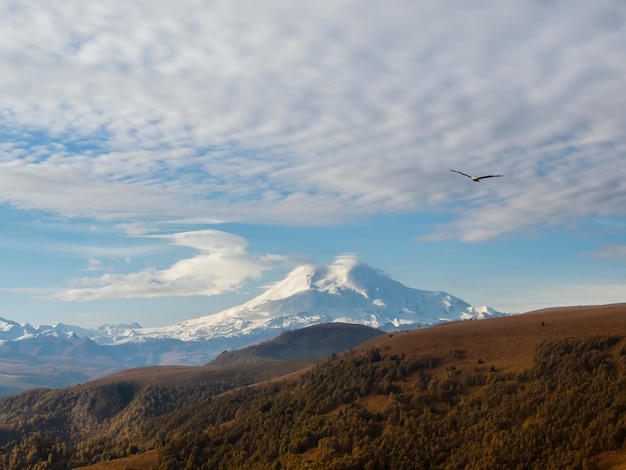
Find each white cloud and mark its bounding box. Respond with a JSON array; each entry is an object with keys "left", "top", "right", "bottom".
[
  {"left": 83, "top": 258, "right": 106, "bottom": 272},
  {"left": 584, "top": 244, "right": 626, "bottom": 261},
  {"left": 53, "top": 230, "right": 283, "bottom": 300},
  {"left": 0, "top": 1, "right": 624, "bottom": 239}
]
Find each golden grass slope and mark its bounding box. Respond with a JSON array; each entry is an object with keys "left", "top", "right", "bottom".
[{"left": 361, "top": 303, "right": 626, "bottom": 374}]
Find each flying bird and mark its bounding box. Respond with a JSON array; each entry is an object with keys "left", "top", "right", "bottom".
[{"left": 449, "top": 169, "right": 503, "bottom": 182}]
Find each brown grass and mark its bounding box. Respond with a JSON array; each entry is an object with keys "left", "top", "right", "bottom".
[
  {"left": 593, "top": 449, "right": 626, "bottom": 470},
  {"left": 359, "top": 303, "right": 626, "bottom": 376}
]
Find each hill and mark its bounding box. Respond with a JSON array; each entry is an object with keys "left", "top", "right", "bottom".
[
  {"left": 0, "top": 303, "right": 625, "bottom": 469},
  {"left": 210, "top": 322, "right": 384, "bottom": 366}
]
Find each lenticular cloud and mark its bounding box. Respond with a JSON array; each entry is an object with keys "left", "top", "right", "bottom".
[{"left": 54, "top": 230, "right": 282, "bottom": 300}]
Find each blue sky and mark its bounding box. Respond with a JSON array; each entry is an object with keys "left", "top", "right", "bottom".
[{"left": 1, "top": 1, "right": 625, "bottom": 327}]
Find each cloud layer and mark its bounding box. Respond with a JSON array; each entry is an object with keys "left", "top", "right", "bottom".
[
  {"left": 1, "top": 1, "right": 625, "bottom": 241},
  {"left": 53, "top": 230, "right": 281, "bottom": 301}
]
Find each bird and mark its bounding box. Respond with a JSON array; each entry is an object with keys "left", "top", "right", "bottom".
[{"left": 449, "top": 169, "right": 503, "bottom": 182}]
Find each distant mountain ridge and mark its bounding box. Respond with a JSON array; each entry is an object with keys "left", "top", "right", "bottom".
[
  {"left": 0, "top": 255, "right": 508, "bottom": 394},
  {"left": 1, "top": 256, "right": 504, "bottom": 348},
  {"left": 211, "top": 323, "right": 384, "bottom": 366}
]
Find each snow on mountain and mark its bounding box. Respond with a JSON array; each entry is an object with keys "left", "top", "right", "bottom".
[
  {"left": 0, "top": 317, "right": 38, "bottom": 342},
  {"left": 3, "top": 256, "right": 508, "bottom": 346},
  {"left": 125, "top": 255, "right": 507, "bottom": 343},
  {"left": 0, "top": 256, "right": 511, "bottom": 393}
]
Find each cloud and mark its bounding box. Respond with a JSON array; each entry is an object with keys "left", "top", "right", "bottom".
[
  {"left": 82, "top": 258, "right": 106, "bottom": 272},
  {"left": 53, "top": 230, "right": 283, "bottom": 301},
  {"left": 0, "top": 1, "right": 624, "bottom": 239},
  {"left": 584, "top": 244, "right": 626, "bottom": 261}
]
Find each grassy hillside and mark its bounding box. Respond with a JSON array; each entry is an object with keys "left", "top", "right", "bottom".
[{"left": 1, "top": 304, "right": 625, "bottom": 469}]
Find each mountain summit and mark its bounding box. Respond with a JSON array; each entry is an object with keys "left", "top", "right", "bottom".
[
  {"left": 0, "top": 255, "right": 507, "bottom": 393},
  {"left": 150, "top": 255, "right": 504, "bottom": 342},
  {"left": 0, "top": 256, "right": 505, "bottom": 348}
]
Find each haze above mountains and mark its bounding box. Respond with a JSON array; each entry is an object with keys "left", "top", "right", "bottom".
[{"left": 0, "top": 256, "right": 506, "bottom": 394}]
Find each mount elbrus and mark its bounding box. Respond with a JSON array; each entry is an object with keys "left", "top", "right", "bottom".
[{"left": 0, "top": 256, "right": 507, "bottom": 393}]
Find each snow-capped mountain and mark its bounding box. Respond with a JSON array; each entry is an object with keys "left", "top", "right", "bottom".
[
  {"left": 0, "top": 317, "right": 38, "bottom": 341},
  {"left": 2, "top": 255, "right": 506, "bottom": 347},
  {"left": 145, "top": 255, "right": 504, "bottom": 342},
  {"left": 0, "top": 256, "right": 509, "bottom": 394}
]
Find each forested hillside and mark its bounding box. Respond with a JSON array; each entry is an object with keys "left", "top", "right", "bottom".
[
  {"left": 0, "top": 304, "right": 625, "bottom": 469},
  {"left": 158, "top": 335, "right": 626, "bottom": 469}
]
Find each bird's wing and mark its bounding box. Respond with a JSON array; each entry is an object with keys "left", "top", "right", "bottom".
[
  {"left": 449, "top": 169, "right": 473, "bottom": 178},
  {"left": 476, "top": 174, "right": 503, "bottom": 180}
]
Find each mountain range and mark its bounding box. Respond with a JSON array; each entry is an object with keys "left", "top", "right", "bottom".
[{"left": 0, "top": 255, "right": 507, "bottom": 394}]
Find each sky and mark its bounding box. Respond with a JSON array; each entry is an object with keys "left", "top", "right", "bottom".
[{"left": 1, "top": 0, "right": 625, "bottom": 328}]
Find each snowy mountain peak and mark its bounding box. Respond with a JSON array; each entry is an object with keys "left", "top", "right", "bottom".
[
  {"left": 256, "top": 254, "right": 386, "bottom": 303},
  {"left": 0, "top": 257, "right": 510, "bottom": 351},
  {"left": 161, "top": 255, "right": 508, "bottom": 342},
  {"left": 311, "top": 254, "right": 376, "bottom": 297},
  {"left": 0, "top": 317, "right": 37, "bottom": 341}
]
